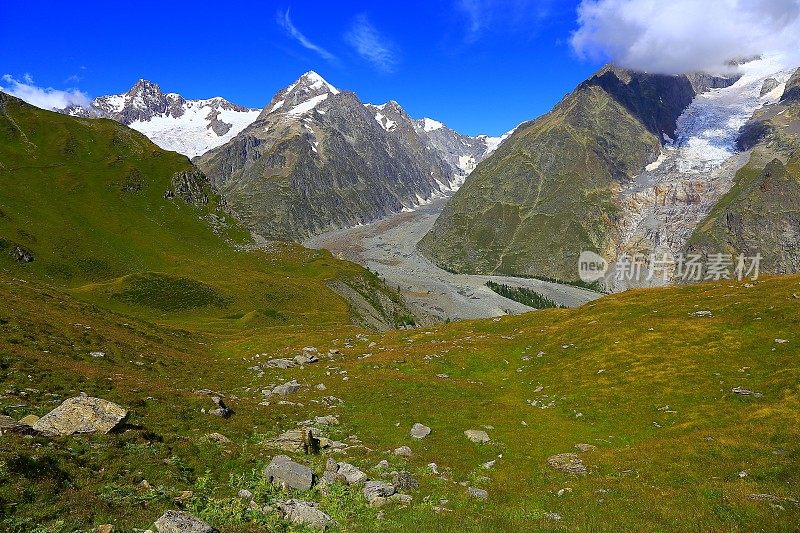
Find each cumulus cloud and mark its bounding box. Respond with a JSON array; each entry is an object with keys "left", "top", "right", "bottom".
[
  {"left": 0, "top": 74, "right": 90, "bottom": 110},
  {"left": 571, "top": 0, "right": 800, "bottom": 74},
  {"left": 345, "top": 14, "right": 398, "bottom": 73},
  {"left": 277, "top": 8, "right": 338, "bottom": 63}
]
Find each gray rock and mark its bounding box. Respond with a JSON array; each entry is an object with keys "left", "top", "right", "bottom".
[
  {"left": 547, "top": 453, "right": 587, "bottom": 475},
  {"left": 276, "top": 499, "right": 334, "bottom": 530},
  {"left": 266, "top": 358, "right": 297, "bottom": 369},
  {"left": 272, "top": 380, "right": 301, "bottom": 396},
  {"left": 394, "top": 445, "right": 412, "bottom": 457},
  {"left": 154, "top": 510, "right": 218, "bottom": 533},
  {"left": 267, "top": 428, "right": 320, "bottom": 454},
  {"left": 33, "top": 396, "right": 127, "bottom": 436},
  {"left": 410, "top": 423, "right": 431, "bottom": 439},
  {"left": 363, "top": 480, "right": 396, "bottom": 502},
  {"left": 0, "top": 415, "right": 27, "bottom": 435},
  {"left": 209, "top": 396, "right": 232, "bottom": 418},
  {"left": 336, "top": 462, "right": 369, "bottom": 485},
  {"left": 392, "top": 471, "right": 419, "bottom": 491},
  {"left": 9, "top": 243, "right": 34, "bottom": 264},
  {"left": 389, "top": 493, "right": 413, "bottom": 505},
  {"left": 294, "top": 354, "right": 319, "bottom": 365},
  {"left": 732, "top": 386, "right": 763, "bottom": 398},
  {"left": 464, "top": 429, "right": 490, "bottom": 443},
  {"left": 574, "top": 443, "right": 596, "bottom": 452},
  {"left": 466, "top": 487, "right": 488, "bottom": 500},
  {"left": 689, "top": 310, "right": 713, "bottom": 318},
  {"left": 265, "top": 455, "right": 315, "bottom": 491},
  {"left": 760, "top": 78, "right": 779, "bottom": 96},
  {"left": 314, "top": 415, "right": 339, "bottom": 426},
  {"left": 237, "top": 489, "right": 253, "bottom": 500}
]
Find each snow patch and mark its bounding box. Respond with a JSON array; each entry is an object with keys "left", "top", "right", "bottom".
[
  {"left": 287, "top": 93, "right": 329, "bottom": 116},
  {"left": 422, "top": 118, "right": 443, "bottom": 132}
]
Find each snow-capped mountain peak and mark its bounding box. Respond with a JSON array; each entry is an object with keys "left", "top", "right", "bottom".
[
  {"left": 261, "top": 71, "right": 341, "bottom": 119},
  {"left": 59, "top": 79, "right": 259, "bottom": 158}
]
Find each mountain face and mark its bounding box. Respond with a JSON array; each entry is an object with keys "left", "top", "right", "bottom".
[
  {"left": 60, "top": 79, "right": 260, "bottom": 157},
  {"left": 419, "top": 65, "right": 727, "bottom": 278},
  {"left": 686, "top": 66, "right": 800, "bottom": 274},
  {"left": 365, "top": 101, "right": 508, "bottom": 189},
  {"left": 196, "top": 72, "right": 503, "bottom": 241}
]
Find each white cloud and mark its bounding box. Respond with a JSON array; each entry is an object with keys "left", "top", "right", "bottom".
[
  {"left": 0, "top": 74, "right": 90, "bottom": 110},
  {"left": 277, "top": 8, "right": 338, "bottom": 63},
  {"left": 345, "top": 14, "right": 398, "bottom": 73},
  {"left": 571, "top": 0, "right": 800, "bottom": 74}
]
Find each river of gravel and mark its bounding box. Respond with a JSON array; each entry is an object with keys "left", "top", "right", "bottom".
[{"left": 305, "top": 196, "right": 600, "bottom": 323}]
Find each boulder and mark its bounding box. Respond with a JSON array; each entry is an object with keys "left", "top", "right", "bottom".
[
  {"left": 547, "top": 453, "right": 587, "bottom": 475},
  {"left": 394, "top": 445, "right": 412, "bottom": 457},
  {"left": 392, "top": 471, "right": 419, "bottom": 491},
  {"left": 205, "top": 432, "right": 231, "bottom": 444},
  {"left": 9, "top": 244, "right": 34, "bottom": 264},
  {"left": 154, "top": 510, "right": 218, "bottom": 533},
  {"left": 266, "top": 358, "right": 297, "bottom": 369},
  {"left": 294, "top": 354, "right": 319, "bottom": 365},
  {"left": 336, "top": 462, "right": 369, "bottom": 485},
  {"left": 389, "top": 493, "right": 413, "bottom": 505},
  {"left": 265, "top": 455, "right": 314, "bottom": 491},
  {"left": 466, "top": 487, "right": 488, "bottom": 500},
  {"left": 314, "top": 415, "right": 339, "bottom": 426},
  {"left": 276, "top": 499, "right": 334, "bottom": 530},
  {"left": 363, "top": 480, "right": 396, "bottom": 502},
  {"left": 272, "top": 380, "right": 301, "bottom": 396},
  {"left": 18, "top": 414, "right": 40, "bottom": 427},
  {"left": 267, "top": 428, "right": 320, "bottom": 454},
  {"left": 464, "top": 429, "right": 490, "bottom": 444},
  {"left": 574, "top": 443, "right": 596, "bottom": 452},
  {"left": 410, "top": 423, "right": 431, "bottom": 439},
  {"left": 209, "top": 396, "right": 232, "bottom": 418},
  {"left": 0, "top": 415, "right": 25, "bottom": 435},
  {"left": 33, "top": 396, "right": 127, "bottom": 436}
]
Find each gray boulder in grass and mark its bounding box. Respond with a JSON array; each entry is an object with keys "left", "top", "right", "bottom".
[
  {"left": 265, "top": 455, "right": 315, "bottom": 490},
  {"left": 33, "top": 396, "right": 127, "bottom": 436},
  {"left": 154, "top": 510, "right": 218, "bottom": 533}
]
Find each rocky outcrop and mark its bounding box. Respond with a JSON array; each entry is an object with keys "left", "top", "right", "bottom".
[
  {"left": 164, "top": 169, "right": 210, "bottom": 206},
  {"left": 276, "top": 499, "right": 335, "bottom": 530},
  {"left": 781, "top": 68, "right": 800, "bottom": 102},
  {"left": 264, "top": 455, "right": 315, "bottom": 490},
  {"left": 154, "top": 510, "right": 218, "bottom": 533},
  {"left": 32, "top": 396, "right": 127, "bottom": 436}
]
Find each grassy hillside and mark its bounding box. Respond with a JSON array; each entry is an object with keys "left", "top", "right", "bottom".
[
  {"left": 0, "top": 92, "right": 412, "bottom": 331},
  {"left": 1, "top": 270, "right": 798, "bottom": 531},
  {"left": 419, "top": 67, "right": 704, "bottom": 280}
]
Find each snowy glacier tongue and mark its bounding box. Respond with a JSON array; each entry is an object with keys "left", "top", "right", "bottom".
[{"left": 672, "top": 56, "right": 794, "bottom": 173}]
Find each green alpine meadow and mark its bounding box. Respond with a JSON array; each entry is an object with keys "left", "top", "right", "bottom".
[{"left": 2, "top": 2, "right": 800, "bottom": 531}]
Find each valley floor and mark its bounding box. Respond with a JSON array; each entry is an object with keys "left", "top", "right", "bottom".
[{"left": 305, "top": 196, "right": 600, "bottom": 323}]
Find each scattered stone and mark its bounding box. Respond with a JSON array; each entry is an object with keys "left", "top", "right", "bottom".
[
  {"left": 95, "top": 525, "right": 114, "bottom": 533},
  {"left": 336, "top": 462, "right": 369, "bottom": 485},
  {"left": 574, "top": 443, "right": 596, "bottom": 452},
  {"left": 732, "top": 386, "right": 763, "bottom": 398},
  {"left": 376, "top": 460, "right": 389, "bottom": 468},
  {"left": 545, "top": 512, "right": 562, "bottom": 521},
  {"left": 394, "top": 445, "right": 412, "bottom": 457},
  {"left": 738, "top": 470, "right": 748, "bottom": 478},
  {"left": 315, "top": 383, "right": 327, "bottom": 391},
  {"left": 90, "top": 351, "right": 106, "bottom": 358},
  {"left": 314, "top": 415, "right": 339, "bottom": 426},
  {"left": 154, "top": 510, "right": 218, "bottom": 533},
  {"left": 775, "top": 338, "right": 789, "bottom": 344},
  {"left": 266, "top": 358, "right": 296, "bottom": 369},
  {"left": 276, "top": 499, "right": 334, "bottom": 530},
  {"left": 464, "top": 429, "right": 490, "bottom": 444},
  {"left": 237, "top": 489, "right": 253, "bottom": 500},
  {"left": 271, "top": 380, "right": 301, "bottom": 396},
  {"left": 410, "top": 423, "right": 431, "bottom": 439},
  {"left": 689, "top": 310, "right": 713, "bottom": 317},
  {"left": 363, "top": 480, "right": 396, "bottom": 503},
  {"left": 428, "top": 462, "right": 439, "bottom": 474},
  {"left": 466, "top": 487, "right": 488, "bottom": 500},
  {"left": 209, "top": 396, "right": 232, "bottom": 418},
  {"left": 482, "top": 460, "right": 496, "bottom": 469},
  {"left": 369, "top": 496, "right": 388, "bottom": 508},
  {"left": 0, "top": 415, "right": 26, "bottom": 435},
  {"left": 547, "top": 453, "right": 587, "bottom": 475},
  {"left": 294, "top": 354, "right": 319, "bottom": 365},
  {"left": 749, "top": 493, "right": 799, "bottom": 504},
  {"left": 390, "top": 493, "right": 413, "bottom": 505},
  {"left": 9, "top": 244, "right": 34, "bottom": 264},
  {"left": 206, "top": 432, "right": 231, "bottom": 444},
  {"left": 265, "top": 455, "right": 315, "bottom": 491},
  {"left": 392, "top": 471, "right": 419, "bottom": 491},
  {"left": 267, "top": 428, "right": 320, "bottom": 454},
  {"left": 436, "top": 374, "right": 449, "bottom": 379},
  {"left": 33, "top": 396, "right": 127, "bottom": 436}
]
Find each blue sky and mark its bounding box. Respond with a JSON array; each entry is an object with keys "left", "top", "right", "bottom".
[
  {"left": 0, "top": 0, "right": 600, "bottom": 136},
  {"left": 3, "top": 1, "right": 798, "bottom": 136}
]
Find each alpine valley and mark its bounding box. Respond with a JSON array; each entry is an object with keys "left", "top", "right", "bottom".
[{"left": 1, "top": 40, "right": 800, "bottom": 533}]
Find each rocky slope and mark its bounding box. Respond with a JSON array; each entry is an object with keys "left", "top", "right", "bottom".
[
  {"left": 60, "top": 79, "right": 260, "bottom": 157},
  {"left": 686, "top": 65, "right": 800, "bottom": 274},
  {"left": 420, "top": 65, "right": 733, "bottom": 279},
  {"left": 196, "top": 72, "right": 506, "bottom": 241}
]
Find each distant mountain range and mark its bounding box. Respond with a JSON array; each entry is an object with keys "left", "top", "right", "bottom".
[{"left": 61, "top": 79, "right": 260, "bottom": 157}]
